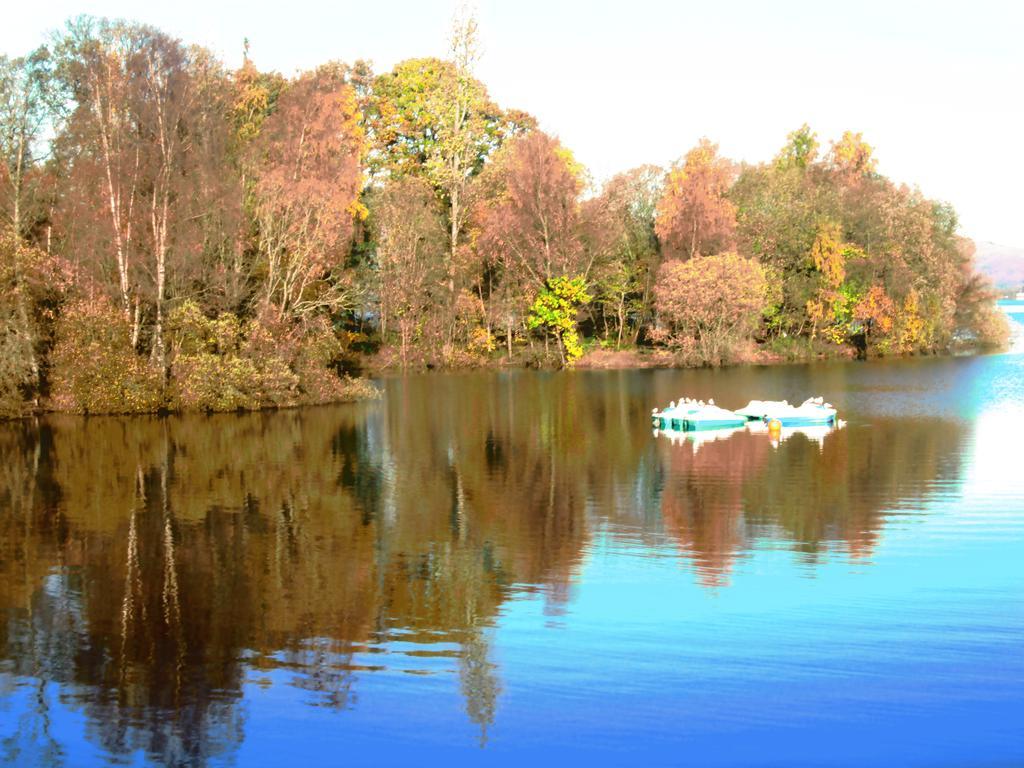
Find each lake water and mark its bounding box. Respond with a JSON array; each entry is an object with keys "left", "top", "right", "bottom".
[{"left": 1, "top": 309, "right": 1022, "bottom": 767}]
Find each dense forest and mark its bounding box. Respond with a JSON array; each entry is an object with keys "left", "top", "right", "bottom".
[{"left": 0, "top": 14, "right": 1009, "bottom": 416}]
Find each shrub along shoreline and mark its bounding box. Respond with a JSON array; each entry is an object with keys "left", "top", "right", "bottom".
[{"left": 43, "top": 298, "right": 378, "bottom": 418}]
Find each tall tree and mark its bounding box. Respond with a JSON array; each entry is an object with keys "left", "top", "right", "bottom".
[
  {"left": 54, "top": 20, "right": 229, "bottom": 365},
  {"left": 584, "top": 165, "right": 663, "bottom": 346},
  {"left": 135, "top": 30, "right": 199, "bottom": 366},
  {"left": 249, "top": 63, "right": 365, "bottom": 322},
  {"left": 371, "top": 176, "right": 447, "bottom": 365},
  {"left": 436, "top": 9, "right": 484, "bottom": 345},
  {"left": 774, "top": 123, "right": 819, "bottom": 170},
  {"left": 53, "top": 18, "right": 146, "bottom": 338},
  {"left": 655, "top": 138, "right": 736, "bottom": 260},
  {"left": 829, "top": 131, "right": 877, "bottom": 178},
  {"left": 0, "top": 49, "right": 52, "bottom": 238},
  {"left": 471, "top": 131, "right": 586, "bottom": 357},
  {"left": 365, "top": 11, "right": 535, "bottom": 354},
  {"left": 473, "top": 131, "right": 586, "bottom": 288}
]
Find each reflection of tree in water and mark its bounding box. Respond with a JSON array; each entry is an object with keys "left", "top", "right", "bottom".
[
  {"left": 656, "top": 417, "right": 965, "bottom": 585},
  {"left": 0, "top": 568, "right": 86, "bottom": 768},
  {"left": 658, "top": 429, "right": 770, "bottom": 586},
  {"left": 0, "top": 373, "right": 968, "bottom": 763},
  {"left": 0, "top": 382, "right": 594, "bottom": 763},
  {"left": 460, "top": 628, "right": 500, "bottom": 747}
]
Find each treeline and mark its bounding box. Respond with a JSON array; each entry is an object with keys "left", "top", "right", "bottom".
[{"left": 0, "top": 15, "right": 1009, "bottom": 416}]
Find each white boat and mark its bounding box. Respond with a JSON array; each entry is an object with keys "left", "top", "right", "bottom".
[
  {"left": 653, "top": 398, "right": 746, "bottom": 431},
  {"left": 674, "top": 403, "right": 748, "bottom": 431},
  {"left": 736, "top": 397, "right": 837, "bottom": 427},
  {"left": 651, "top": 398, "right": 701, "bottom": 430}
]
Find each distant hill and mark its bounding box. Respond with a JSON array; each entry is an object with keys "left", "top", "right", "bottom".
[{"left": 974, "top": 241, "right": 1024, "bottom": 291}]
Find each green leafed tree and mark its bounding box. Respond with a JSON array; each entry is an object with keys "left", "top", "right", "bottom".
[{"left": 527, "top": 276, "right": 592, "bottom": 366}]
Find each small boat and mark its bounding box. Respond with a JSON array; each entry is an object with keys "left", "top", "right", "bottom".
[
  {"left": 737, "top": 396, "right": 837, "bottom": 427},
  {"left": 675, "top": 403, "right": 748, "bottom": 431},
  {"left": 651, "top": 397, "right": 702, "bottom": 430}
]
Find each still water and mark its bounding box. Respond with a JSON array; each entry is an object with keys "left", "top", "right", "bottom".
[{"left": 1, "top": 312, "right": 1022, "bottom": 767}]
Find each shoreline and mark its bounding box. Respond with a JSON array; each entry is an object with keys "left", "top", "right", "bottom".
[
  {"left": 362, "top": 339, "right": 1006, "bottom": 376},
  {"left": 3, "top": 339, "right": 1010, "bottom": 422},
  {"left": 359, "top": 342, "right": 843, "bottom": 375},
  {"left": 1, "top": 375, "right": 380, "bottom": 421}
]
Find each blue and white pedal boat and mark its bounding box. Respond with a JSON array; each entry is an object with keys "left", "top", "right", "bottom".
[
  {"left": 651, "top": 398, "right": 701, "bottom": 430},
  {"left": 736, "top": 397, "right": 837, "bottom": 427}
]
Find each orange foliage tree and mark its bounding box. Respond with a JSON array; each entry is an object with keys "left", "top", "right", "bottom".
[
  {"left": 805, "top": 221, "right": 848, "bottom": 339},
  {"left": 471, "top": 131, "right": 586, "bottom": 355},
  {"left": 852, "top": 284, "right": 896, "bottom": 349},
  {"left": 655, "top": 139, "right": 736, "bottom": 260},
  {"left": 250, "top": 64, "right": 365, "bottom": 321},
  {"left": 473, "top": 131, "right": 585, "bottom": 288},
  {"left": 653, "top": 252, "right": 772, "bottom": 365},
  {"left": 829, "top": 131, "right": 877, "bottom": 178}
]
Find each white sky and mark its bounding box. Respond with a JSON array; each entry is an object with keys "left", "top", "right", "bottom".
[{"left": 4, "top": 0, "right": 1022, "bottom": 247}]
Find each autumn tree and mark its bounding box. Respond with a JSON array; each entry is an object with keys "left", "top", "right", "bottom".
[
  {"left": 0, "top": 49, "right": 53, "bottom": 238},
  {"left": 655, "top": 139, "right": 736, "bottom": 260},
  {"left": 436, "top": 9, "right": 485, "bottom": 328},
  {"left": 473, "top": 131, "right": 586, "bottom": 287},
  {"left": 365, "top": 12, "right": 535, "bottom": 353},
  {"left": 371, "top": 176, "right": 447, "bottom": 365},
  {"left": 774, "top": 123, "right": 819, "bottom": 170},
  {"left": 732, "top": 127, "right": 840, "bottom": 334},
  {"left": 948, "top": 238, "right": 1010, "bottom": 348},
  {"left": 52, "top": 19, "right": 237, "bottom": 362},
  {"left": 527, "top": 276, "right": 591, "bottom": 366},
  {"left": 52, "top": 18, "right": 147, "bottom": 336},
  {"left": 0, "top": 230, "right": 71, "bottom": 415},
  {"left": 654, "top": 252, "right": 773, "bottom": 365},
  {"left": 471, "top": 131, "right": 587, "bottom": 355},
  {"left": 851, "top": 284, "right": 896, "bottom": 351},
  {"left": 584, "top": 165, "right": 663, "bottom": 346},
  {"left": 134, "top": 30, "right": 202, "bottom": 366},
  {"left": 249, "top": 63, "right": 365, "bottom": 321},
  {"left": 805, "top": 221, "right": 849, "bottom": 339},
  {"left": 829, "top": 131, "right": 877, "bottom": 178},
  {"left": 230, "top": 47, "right": 285, "bottom": 148}
]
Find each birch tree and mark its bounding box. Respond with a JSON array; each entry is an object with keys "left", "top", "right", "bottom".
[
  {"left": 54, "top": 19, "right": 145, "bottom": 337},
  {"left": 0, "top": 49, "right": 52, "bottom": 238}
]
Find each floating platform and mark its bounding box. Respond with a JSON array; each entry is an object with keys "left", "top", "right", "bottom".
[
  {"left": 652, "top": 400, "right": 748, "bottom": 431},
  {"left": 652, "top": 399, "right": 701, "bottom": 430},
  {"left": 654, "top": 396, "right": 839, "bottom": 432},
  {"left": 736, "top": 398, "right": 837, "bottom": 427}
]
